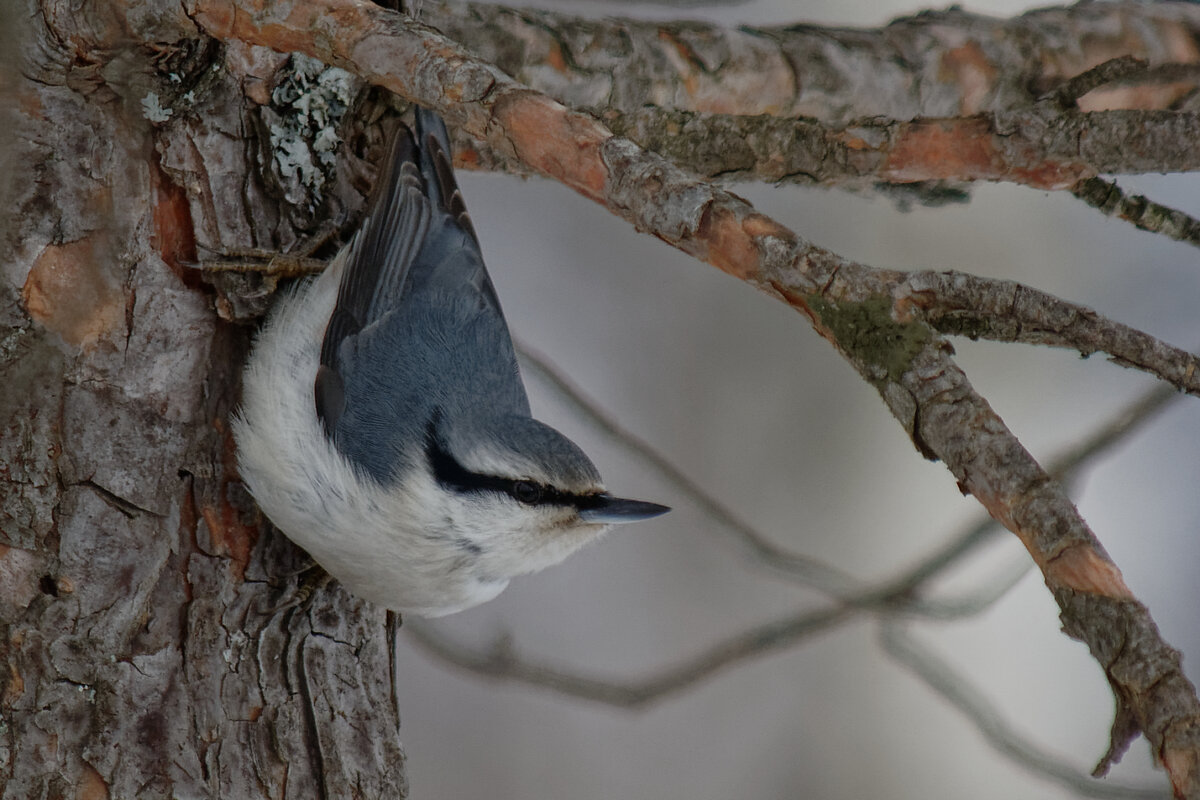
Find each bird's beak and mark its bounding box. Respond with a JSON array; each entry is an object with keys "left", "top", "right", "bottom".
[{"left": 578, "top": 494, "right": 670, "bottom": 524}]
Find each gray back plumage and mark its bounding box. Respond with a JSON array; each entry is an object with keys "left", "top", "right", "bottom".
[{"left": 315, "top": 108, "right": 531, "bottom": 484}]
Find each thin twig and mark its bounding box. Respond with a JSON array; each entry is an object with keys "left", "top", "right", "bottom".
[
  {"left": 405, "top": 605, "right": 856, "bottom": 708},
  {"left": 1044, "top": 55, "right": 1150, "bottom": 108},
  {"left": 898, "top": 270, "right": 1200, "bottom": 397},
  {"left": 1071, "top": 177, "right": 1200, "bottom": 250},
  {"left": 516, "top": 342, "right": 861, "bottom": 597},
  {"left": 406, "top": 385, "right": 1179, "bottom": 704},
  {"left": 187, "top": 254, "right": 327, "bottom": 276},
  {"left": 880, "top": 623, "right": 1169, "bottom": 800}
]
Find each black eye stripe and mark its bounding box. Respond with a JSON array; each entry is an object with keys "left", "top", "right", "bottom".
[{"left": 424, "top": 414, "right": 600, "bottom": 509}]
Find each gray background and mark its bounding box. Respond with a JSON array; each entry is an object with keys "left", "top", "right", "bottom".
[{"left": 392, "top": 1, "right": 1200, "bottom": 797}]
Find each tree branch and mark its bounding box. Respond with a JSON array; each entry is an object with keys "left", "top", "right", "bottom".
[
  {"left": 596, "top": 107, "right": 1200, "bottom": 190},
  {"left": 1072, "top": 177, "right": 1200, "bottom": 249},
  {"left": 178, "top": 0, "right": 1200, "bottom": 792},
  {"left": 881, "top": 384, "right": 1181, "bottom": 602},
  {"left": 416, "top": 1, "right": 1200, "bottom": 122},
  {"left": 898, "top": 270, "right": 1200, "bottom": 396},
  {"left": 405, "top": 605, "right": 856, "bottom": 708}
]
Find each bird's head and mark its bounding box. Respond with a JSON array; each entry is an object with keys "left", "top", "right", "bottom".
[{"left": 418, "top": 411, "right": 669, "bottom": 578}]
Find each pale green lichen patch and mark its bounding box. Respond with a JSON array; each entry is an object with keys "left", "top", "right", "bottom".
[
  {"left": 268, "top": 53, "right": 358, "bottom": 207},
  {"left": 808, "top": 294, "right": 932, "bottom": 383}
]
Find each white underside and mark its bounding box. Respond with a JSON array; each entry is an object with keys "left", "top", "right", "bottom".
[{"left": 232, "top": 257, "right": 512, "bottom": 616}]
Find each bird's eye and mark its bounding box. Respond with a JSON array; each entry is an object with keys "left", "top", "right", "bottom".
[{"left": 510, "top": 481, "right": 542, "bottom": 505}]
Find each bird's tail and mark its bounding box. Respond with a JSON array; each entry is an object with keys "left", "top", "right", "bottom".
[{"left": 412, "top": 106, "right": 477, "bottom": 241}]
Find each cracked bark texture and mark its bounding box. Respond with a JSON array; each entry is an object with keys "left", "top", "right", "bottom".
[{"left": 0, "top": 3, "right": 405, "bottom": 798}]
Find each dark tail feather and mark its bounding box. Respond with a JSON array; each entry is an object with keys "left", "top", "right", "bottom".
[{"left": 413, "top": 106, "right": 478, "bottom": 242}]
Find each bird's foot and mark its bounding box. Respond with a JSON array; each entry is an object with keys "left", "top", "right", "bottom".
[{"left": 259, "top": 562, "right": 334, "bottom": 616}]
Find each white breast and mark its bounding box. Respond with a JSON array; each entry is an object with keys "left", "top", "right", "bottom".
[{"left": 232, "top": 257, "right": 509, "bottom": 616}]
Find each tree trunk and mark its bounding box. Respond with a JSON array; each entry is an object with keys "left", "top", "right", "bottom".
[{"left": 0, "top": 3, "right": 406, "bottom": 797}]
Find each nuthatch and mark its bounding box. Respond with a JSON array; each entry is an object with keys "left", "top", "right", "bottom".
[{"left": 234, "top": 107, "right": 668, "bottom": 616}]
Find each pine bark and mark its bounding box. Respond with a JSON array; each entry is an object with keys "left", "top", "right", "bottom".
[{"left": 1, "top": 2, "right": 405, "bottom": 797}]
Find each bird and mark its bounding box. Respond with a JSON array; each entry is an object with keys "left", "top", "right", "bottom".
[{"left": 233, "top": 107, "right": 669, "bottom": 617}]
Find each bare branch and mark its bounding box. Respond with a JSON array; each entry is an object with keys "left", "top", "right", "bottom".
[
  {"left": 417, "top": 1, "right": 1200, "bottom": 123},
  {"left": 899, "top": 270, "right": 1200, "bottom": 396},
  {"left": 1072, "top": 178, "right": 1200, "bottom": 249},
  {"left": 407, "top": 380, "right": 1179, "bottom": 704},
  {"left": 1044, "top": 55, "right": 1152, "bottom": 109},
  {"left": 401, "top": 555, "right": 1030, "bottom": 706},
  {"left": 597, "top": 106, "right": 1200, "bottom": 190},
  {"left": 1094, "top": 63, "right": 1200, "bottom": 99},
  {"left": 404, "top": 606, "right": 856, "bottom": 708},
  {"left": 880, "top": 623, "right": 1169, "bottom": 800}
]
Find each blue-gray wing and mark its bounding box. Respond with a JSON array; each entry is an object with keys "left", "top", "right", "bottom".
[{"left": 314, "top": 108, "right": 525, "bottom": 481}]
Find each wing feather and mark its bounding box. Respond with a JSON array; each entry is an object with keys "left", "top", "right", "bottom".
[{"left": 315, "top": 108, "right": 510, "bottom": 444}]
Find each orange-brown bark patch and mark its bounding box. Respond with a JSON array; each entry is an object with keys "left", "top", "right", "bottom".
[
  {"left": 3, "top": 660, "right": 24, "bottom": 706},
  {"left": 23, "top": 236, "right": 125, "bottom": 351},
  {"left": 1044, "top": 544, "right": 1135, "bottom": 599},
  {"left": 938, "top": 42, "right": 997, "bottom": 115},
  {"left": 203, "top": 418, "right": 258, "bottom": 581},
  {"left": 201, "top": 503, "right": 256, "bottom": 582},
  {"left": 1010, "top": 161, "right": 1092, "bottom": 191},
  {"left": 697, "top": 206, "right": 762, "bottom": 281},
  {"left": 881, "top": 118, "right": 1000, "bottom": 183},
  {"left": 151, "top": 155, "right": 197, "bottom": 276},
  {"left": 1163, "top": 747, "right": 1200, "bottom": 797},
  {"left": 493, "top": 92, "right": 609, "bottom": 202},
  {"left": 454, "top": 146, "right": 481, "bottom": 169},
  {"left": 76, "top": 762, "right": 110, "bottom": 800},
  {"left": 967, "top": 480, "right": 1132, "bottom": 597},
  {"left": 546, "top": 40, "right": 568, "bottom": 73}
]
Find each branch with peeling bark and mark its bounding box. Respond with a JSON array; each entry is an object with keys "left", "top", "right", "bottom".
[
  {"left": 168, "top": 0, "right": 1200, "bottom": 794},
  {"left": 598, "top": 107, "right": 1200, "bottom": 190},
  {"left": 414, "top": 1, "right": 1200, "bottom": 123},
  {"left": 458, "top": 94, "right": 1200, "bottom": 248},
  {"left": 886, "top": 269, "right": 1200, "bottom": 396}
]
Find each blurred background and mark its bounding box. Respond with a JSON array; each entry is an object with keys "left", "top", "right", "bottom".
[{"left": 391, "top": 0, "right": 1200, "bottom": 797}]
